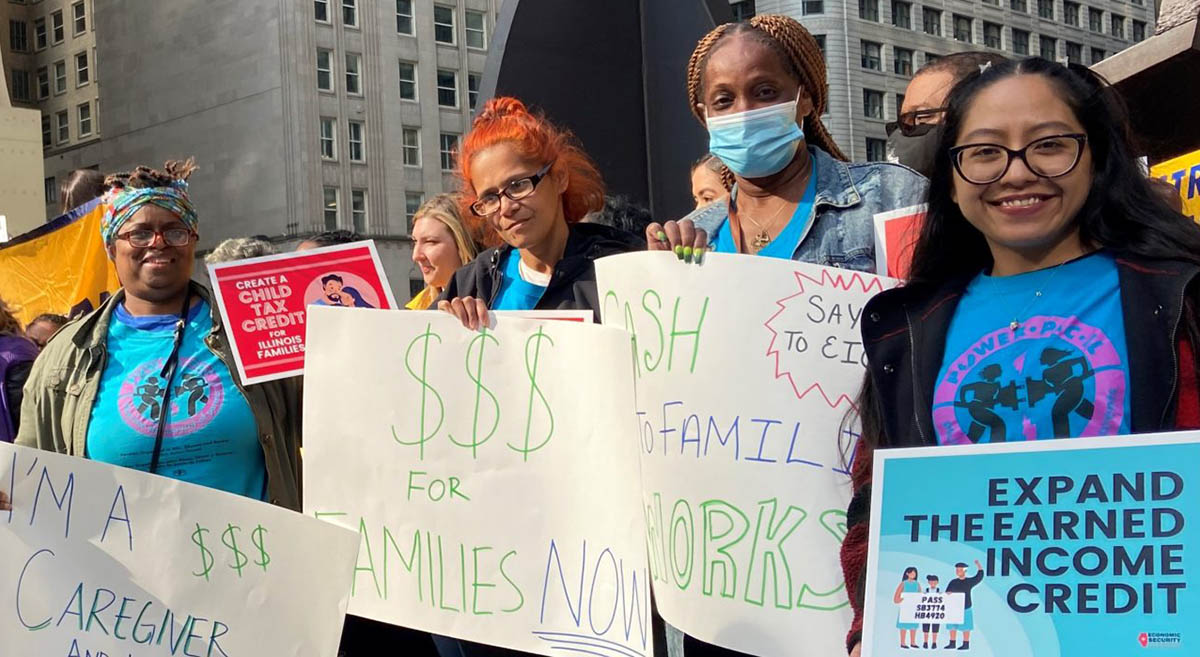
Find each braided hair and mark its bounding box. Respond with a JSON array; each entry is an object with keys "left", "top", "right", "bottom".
[
  {"left": 691, "top": 153, "right": 736, "bottom": 191},
  {"left": 686, "top": 14, "right": 847, "bottom": 162},
  {"left": 104, "top": 158, "right": 197, "bottom": 192}
]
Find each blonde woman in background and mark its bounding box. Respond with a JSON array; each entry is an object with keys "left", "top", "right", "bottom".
[{"left": 407, "top": 193, "right": 481, "bottom": 310}]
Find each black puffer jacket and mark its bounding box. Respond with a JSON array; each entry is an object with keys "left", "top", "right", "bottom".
[{"left": 438, "top": 222, "right": 644, "bottom": 320}]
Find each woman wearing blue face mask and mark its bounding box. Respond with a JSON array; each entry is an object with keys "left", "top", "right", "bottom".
[{"left": 647, "top": 14, "right": 927, "bottom": 268}]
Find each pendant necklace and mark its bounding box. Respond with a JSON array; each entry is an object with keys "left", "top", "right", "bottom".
[
  {"left": 991, "top": 261, "right": 1067, "bottom": 331},
  {"left": 735, "top": 197, "right": 795, "bottom": 251}
]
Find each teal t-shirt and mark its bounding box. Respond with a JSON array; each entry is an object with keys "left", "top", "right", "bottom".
[
  {"left": 711, "top": 170, "right": 818, "bottom": 259},
  {"left": 492, "top": 249, "right": 548, "bottom": 311},
  {"left": 87, "top": 300, "right": 266, "bottom": 500}
]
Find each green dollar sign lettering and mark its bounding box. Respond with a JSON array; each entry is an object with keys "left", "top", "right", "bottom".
[
  {"left": 450, "top": 327, "right": 501, "bottom": 458},
  {"left": 191, "top": 523, "right": 214, "bottom": 581},
  {"left": 222, "top": 523, "right": 248, "bottom": 577},
  {"left": 251, "top": 524, "right": 270, "bottom": 571},
  {"left": 509, "top": 327, "right": 555, "bottom": 461},
  {"left": 395, "top": 323, "right": 445, "bottom": 460}
]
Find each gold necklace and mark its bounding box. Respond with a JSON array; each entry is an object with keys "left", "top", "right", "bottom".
[{"left": 736, "top": 196, "right": 796, "bottom": 250}]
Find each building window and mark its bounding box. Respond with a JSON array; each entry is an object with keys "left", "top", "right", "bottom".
[
  {"left": 1132, "top": 20, "right": 1146, "bottom": 41},
  {"left": 72, "top": 1, "right": 85, "bottom": 34},
  {"left": 866, "top": 138, "right": 888, "bottom": 162},
  {"left": 466, "top": 10, "right": 486, "bottom": 49},
  {"left": 405, "top": 192, "right": 424, "bottom": 231},
  {"left": 396, "top": 0, "right": 413, "bottom": 34},
  {"left": 861, "top": 41, "right": 882, "bottom": 70},
  {"left": 77, "top": 102, "right": 91, "bottom": 136},
  {"left": 893, "top": 47, "right": 913, "bottom": 76},
  {"left": 1040, "top": 36, "right": 1056, "bottom": 59},
  {"left": 925, "top": 52, "right": 940, "bottom": 65},
  {"left": 1111, "top": 14, "right": 1124, "bottom": 39},
  {"left": 1066, "top": 41, "right": 1082, "bottom": 63},
  {"left": 1089, "top": 8, "right": 1103, "bottom": 32},
  {"left": 402, "top": 127, "right": 421, "bottom": 167},
  {"left": 439, "top": 133, "right": 458, "bottom": 171},
  {"left": 343, "top": 0, "right": 358, "bottom": 27},
  {"left": 41, "top": 115, "right": 51, "bottom": 148},
  {"left": 315, "top": 0, "right": 329, "bottom": 22},
  {"left": 983, "top": 22, "right": 1002, "bottom": 49},
  {"left": 36, "top": 67, "right": 49, "bottom": 99},
  {"left": 75, "top": 52, "right": 89, "bottom": 86},
  {"left": 320, "top": 117, "right": 336, "bottom": 159},
  {"left": 815, "top": 34, "right": 826, "bottom": 60},
  {"left": 10, "top": 20, "right": 28, "bottom": 52},
  {"left": 1091, "top": 47, "right": 1105, "bottom": 63},
  {"left": 434, "top": 5, "right": 455, "bottom": 44},
  {"left": 859, "top": 0, "right": 879, "bottom": 21},
  {"left": 922, "top": 8, "right": 941, "bottom": 36},
  {"left": 53, "top": 60, "right": 66, "bottom": 93},
  {"left": 1012, "top": 29, "right": 1030, "bottom": 55},
  {"left": 398, "top": 61, "right": 417, "bottom": 100},
  {"left": 1037, "top": 0, "right": 1054, "bottom": 19},
  {"left": 895, "top": 93, "right": 905, "bottom": 119},
  {"left": 468, "top": 72, "right": 480, "bottom": 110},
  {"left": 863, "top": 89, "right": 884, "bottom": 119},
  {"left": 10, "top": 69, "right": 30, "bottom": 102},
  {"left": 731, "top": 0, "right": 756, "bottom": 20},
  {"left": 33, "top": 17, "right": 45, "bottom": 49},
  {"left": 953, "top": 15, "right": 972, "bottom": 42},
  {"left": 803, "top": 0, "right": 824, "bottom": 14},
  {"left": 45, "top": 177, "right": 56, "bottom": 204},
  {"left": 51, "top": 10, "right": 63, "bottom": 43},
  {"left": 56, "top": 110, "right": 69, "bottom": 144},
  {"left": 437, "top": 69, "right": 458, "bottom": 107},
  {"left": 892, "top": 1, "right": 911, "bottom": 29},
  {"left": 323, "top": 187, "right": 339, "bottom": 230},
  {"left": 1063, "top": 2, "right": 1079, "bottom": 26},
  {"left": 348, "top": 121, "right": 365, "bottom": 162},
  {"left": 345, "top": 53, "right": 362, "bottom": 95},
  {"left": 351, "top": 190, "right": 367, "bottom": 232},
  {"left": 316, "top": 49, "right": 333, "bottom": 91}
]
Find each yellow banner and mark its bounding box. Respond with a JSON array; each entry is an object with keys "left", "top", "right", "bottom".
[
  {"left": 1151, "top": 149, "right": 1200, "bottom": 222},
  {"left": 0, "top": 199, "right": 120, "bottom": 325}
]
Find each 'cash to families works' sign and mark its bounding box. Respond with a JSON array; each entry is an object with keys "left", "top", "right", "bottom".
[
  {"left": 864, "top": 433, "right": 1199, "bottom": 657},
  {"left": 207, "top": 240, "right": 397, "bottom": 384},
  {"left": 303, "top": 307, "right": 651, "bottom": 657},
  {"left": 598, "top": 252, "right": 897, "bottom": 657},
  {"left": 0, "top": 442, "right": 360, "bottom": 656}
]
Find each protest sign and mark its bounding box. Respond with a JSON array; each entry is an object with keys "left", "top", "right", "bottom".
[
  {"left": 0, "top": 198, "right": 120, "bottom": 324},
  {"left": 1151, "top": 149, "right": 1200, "bottom": 222},
  {"left": 596, "top": 252, "right": 896, "bottom": 657},
  {"left": 303, "top": 306, "right": 652, "bottom": 657},
  {"left": 872, "top": 204, "right": 925, "bottom": 280},
  {"left": 863, "top": 432, "right": 1200, "bottom": 657},
  {"left": 207, "top": 241, "right": 397, "bottom": 385},
  {"left": 1, "top": 442, "right": 359, "bottom": 656}
]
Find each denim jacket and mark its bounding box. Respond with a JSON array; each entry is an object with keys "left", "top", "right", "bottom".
[{"left": 686, "top": 146, "right": 928, "bottom": 272}]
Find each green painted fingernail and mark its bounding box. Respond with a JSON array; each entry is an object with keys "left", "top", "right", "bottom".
[
  {"left": 683, "top": 246, "right": 694, "bottom": 263},
  {"left": 694, "top": 247, "right": 705, "bottom": 263},
  {"left": 674, "top": 245, "right": 684, "bottom": 260},
  {"left": 657, "top": 231, "right": 668, "bottom": 241}
]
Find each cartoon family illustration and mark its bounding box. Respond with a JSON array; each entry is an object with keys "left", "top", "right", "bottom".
[
  {"left": 894, "top": 560, "right": 984, "bottom": 650},
  {"left": 309, "top": 273, "right": 376, "bottom": 309}
]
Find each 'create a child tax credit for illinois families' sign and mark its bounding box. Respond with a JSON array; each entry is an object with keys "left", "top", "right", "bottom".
[
  {"left": 597, "top": 252, "right": 897, "bottom": 657},
  {"left": 303, "top": 307, "right": 651, "bottom": 657},
  {"left": 863, "top": 433, "right": 1200, "bottom": 657},
  {"left": 0, "top": 442, "right": 360, "bottom": 656}
]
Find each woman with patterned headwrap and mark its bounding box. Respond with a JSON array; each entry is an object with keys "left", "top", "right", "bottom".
[{"left": 14, "top": 159, "right": 302, "bottom": 509}]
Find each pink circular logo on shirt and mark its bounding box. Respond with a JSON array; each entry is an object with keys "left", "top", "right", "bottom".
[
  {"left": 932, "top": 314, "right": 1125, "bottom": 444},
  {"left": 117, "top": 356, "right": 225, "bottom": 438}
]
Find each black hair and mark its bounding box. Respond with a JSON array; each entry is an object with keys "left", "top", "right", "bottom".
[
  {"left": 305, "top": 230, "right": 362, "bottom": 247},
  {"left": 915, "top": 51, "right": 1009, "bottom": 82},
  {"left": 30, "top": 313, "right": 69, "bottom": 328},
  {"left": 321, "top": 274, "right": 344, "bottom": 286},
  {"left": 903, "top": 567, "right": 919, "bottom": 581},
  {"left": 585, "top": 195, "right": 656, "bottom": 240},
  {"left": 927, "top": 574, "right": 939, "bottom": 581},
  {"left": 955, "top": 562, "right": 968, "bottom": 568}
]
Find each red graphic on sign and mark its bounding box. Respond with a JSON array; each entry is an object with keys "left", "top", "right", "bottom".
[
  {"left": 873, "top": 205, "right": 926, "bottom": 279},
  {"left": 207, "top": 241, "right": 397, "bottom": 384},
  {"left": 1139, "top": 633, "right": 1149, "bottom": 648}
]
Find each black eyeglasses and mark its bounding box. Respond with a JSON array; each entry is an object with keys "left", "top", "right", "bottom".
[
  {"left": 470, "top": 162, "right": 553, "bottom": 217},
  {"left": 950, "top": 134, "right": 1088, "bottom": 185},
  {"left": 114, "top": 227, "right": 197, "bottom": 248},
  {"left": 886, "top": 108, "right": 947, "bottom": 137}
]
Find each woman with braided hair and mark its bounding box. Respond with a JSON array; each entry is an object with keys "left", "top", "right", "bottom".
[
  {"left": 649, "top": 14, "right": 926, "bottom": 266},
  {"left": 13, "top": 158, "right": 302, "bottom": 510}
]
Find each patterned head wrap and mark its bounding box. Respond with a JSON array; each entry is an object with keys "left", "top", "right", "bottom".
[{"left": 100, "top": 179, "right": 199, "bottom": 246}]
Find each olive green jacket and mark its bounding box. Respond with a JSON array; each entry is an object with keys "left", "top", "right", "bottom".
[{"left": 16, "top": 283, "right": 302, "bottom": 510}]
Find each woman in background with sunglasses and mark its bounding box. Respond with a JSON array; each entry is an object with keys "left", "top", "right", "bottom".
[
  {"left": 438, "top": 97, "right": 641, "bottom": 328},
  {"left": 15, "top": 159, "right": 302, "bottom": 510},
  {"left": 841, "top": 58, "right": 1200, "bottom": 655}
]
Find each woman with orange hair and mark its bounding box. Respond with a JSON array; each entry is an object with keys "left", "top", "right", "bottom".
[{"left": 438, "top": 97, "right": 642, "bottom": 327}]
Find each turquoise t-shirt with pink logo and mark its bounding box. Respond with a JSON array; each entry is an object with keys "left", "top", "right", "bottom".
[
  {"left": 933, "top": 251, "right": 1131, "bottom": 444},
  {"left": 86, "top": 300, "right": 266, "bottom": 500}
]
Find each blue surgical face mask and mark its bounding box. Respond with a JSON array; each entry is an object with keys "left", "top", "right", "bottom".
[{"left": 706, "top": 92, "right": 806, "bottom": 179}]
